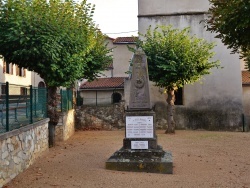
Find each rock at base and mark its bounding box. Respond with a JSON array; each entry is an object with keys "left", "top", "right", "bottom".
[{"left": 106, "top": 146, "right": 173, "bottom": 174}]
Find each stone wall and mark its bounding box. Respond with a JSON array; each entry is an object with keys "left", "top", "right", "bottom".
[
  {"left": 0, "top": 118, "right": 49, "bottom": 187},
  {"left": 55, "top": 109, "right": 75, "bottom": 141},
  {"left": 75, "top": 103, "right": 169, "bottom": 130},
  {"left": 75, "top": 104, "right": 125, "bottom": 130},
  {"left": 174, "top": 106, "right": 243, "bottom": 131},
  {"left": 75, "top": 102, "right": 245, "bottom": 131}
]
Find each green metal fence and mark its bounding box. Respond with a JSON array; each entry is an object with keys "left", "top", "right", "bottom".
[
  {"left": 0, "top": 83, "right": 74, "bottom": 133},
  {"left": 30, "top": 86, "right": 47, "bottom": 123},
  {"left": 59, "top": 89, "right": 73, "bottom": 112},
  {"left": 0, "top": 82, "right": 47, "bottom": 133}
]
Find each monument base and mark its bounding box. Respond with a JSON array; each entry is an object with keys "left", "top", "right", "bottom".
[{"left": 106, "top": 145, "right": 173, "bottom": 174}]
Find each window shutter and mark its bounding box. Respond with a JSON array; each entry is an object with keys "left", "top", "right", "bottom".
[
  {"left": 11, "top": 63, "right": 13, "bottom": 75},
  {"left": 3, "top": 61, "right": 6, "bottom": 73},
  {"left": 16, "top": 65, "right": 19, "bottom": 76}
]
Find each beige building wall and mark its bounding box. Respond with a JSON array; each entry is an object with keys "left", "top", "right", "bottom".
[
  {"left": 101, "top": 39, "right": 135, "bottom": 78},
  {"left": 242, "top": 86, "right": 250, "bottom": 114},
  {"left": 0, "top": 58, "right": 45, "bottom": 95},
  {"left": 241, "top": 58, "right": 250, "bottom": 129},
  {"left": 31, "top": 72, "right": 45, "bottom": 87},
  {"left": 0, "top": 58, "right": 32, "bottom": 86},
  {"left": 242, "top": 84, "right": 250, "bottom": 131},
  {"left": 240, "top": 59, "right": 247, "bottom": 71},
  {"left": 102, "top": 69, "right": 113, "bottom": 78},
  {"left": 0, "top": 59, "right": 4, "bottom": 82},
  {"left": 102, "top": 38, "right": 115, "bottom": 78},
  {"left": 138, "top": 0, "right": 243, "bottom": 130},
  {"left": 80, "top": 89, "right": 124, "bottom": 105},
  {"left": 112, "top": 44, "right": 134, "bottom": 77},
  {"left": 138, "top": 0, "right": 209, "bottom": 15}
]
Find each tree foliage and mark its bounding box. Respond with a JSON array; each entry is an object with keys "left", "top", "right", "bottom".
[
  {"left": 0, "top": 0, "right": 112, "bottom": 87},
  {"left": 136, "top": 25, "right": 220, "bottom": 90},
  {"left": 0, "top": 0, "right": 112, "bottom": 146},
  {"left": 134, "top": 25, "right": 220, "bottom": 134},
  {"left": 205, "top": 0, "right": 250, "bottom": 66}
]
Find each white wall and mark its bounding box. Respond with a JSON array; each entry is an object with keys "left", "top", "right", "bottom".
[
  {"left": 0, "top": 58, "right": 44, "bottom": 88},
  {"left": 31, "top": 72, "right": 45, "bottom": 87},
  {"left": 242, "top": 86, "right": 250, "bottom": 115},
  {"left": 80, "top": 89, "right": 124, "bottom": 105},
  {"left": 138, "top": 0, "right": 243, "bottom": 130},
  {"left": 0, "top": 58, "right": 32, "bottom": 86},
  {"left": 112, "top": 44, "right": 134, "bottom": 77},
  {"left": 138, "top": 0, "right": 209, "bottom": 15},
  {"left": 101, "top": 38, "right": 115, "bottom": 77},
  {"left": 101, "top": 38, "right": 135, "bottom": 78}
]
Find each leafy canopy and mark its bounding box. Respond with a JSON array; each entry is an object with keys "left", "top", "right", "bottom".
[
  {"left": 205, "top": 0, "right": 250, "bottom": 66},
  {"left": 0, "top": 0, "right": 112, "bottom": 87},
  {"left": 136, "top": 25, "right": 220, "bottom": 90}
]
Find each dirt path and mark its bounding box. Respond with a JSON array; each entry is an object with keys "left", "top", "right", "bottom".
[{"left": 4, "top": 130, "right": 250, "bottom": 188}]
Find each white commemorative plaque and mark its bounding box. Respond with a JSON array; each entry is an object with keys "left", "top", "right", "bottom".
[
  {"left": 131, "top": 141, "right": 148, "bottom": 149},
  {"left": 126, "top": 116, "right": 153, "bottom": 138}
]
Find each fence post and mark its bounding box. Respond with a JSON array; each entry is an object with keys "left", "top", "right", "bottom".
[
  {"left": 68, "top": 89, "right": 72, "bottom": 110},
  {"left": 60, "top": 89, "right": 63, "bottom": 112},
  {"left": 6, "top": 82, "right": 9, "bottom": 132},
  {"left": 34, "top": 88, "right": 37, "bottom": 116},
  {"left": 71, "top": 89, "right": 73, "bottom": 109},
  {"left": 30, "top": 85, "right": 33, "bottom": 124},
  {"left": 67, "top": 89, "right": 70, "bottom": 111}
]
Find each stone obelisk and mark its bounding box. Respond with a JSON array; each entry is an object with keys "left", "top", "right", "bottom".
[
  {"left": 128, "top": 50, "right": 151, "bottom": 110},
  {"left": 106, "top": 49, "right": 173, "bottom": 174}
]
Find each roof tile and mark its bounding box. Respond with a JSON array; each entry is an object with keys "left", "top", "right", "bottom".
[
  {"left": 80, "top": 77, "right": 127, "bottom": 89},
  {"left": 113, "top": 37, "right": 138, "bottom": 44},
  {"left": 242, "top": 71, "right": 250, "bottom": 85}
]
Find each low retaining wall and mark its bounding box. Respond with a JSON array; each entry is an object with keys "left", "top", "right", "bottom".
[
  {"left": 55, "top": 109, "right": 75, "bottom": 141},
  {"left": 75, "top": 103, "right": 169, "bottom": 130},
  {"left": 75, "top": 104, "right": 125, "bottom": 130},
  {"left": 75, "top": 102, "right": 246, "bottom": 131},
  {"left": 0, "top": 118, "right": 49, "bottom": 187},
  {"left": 175, "top": 106, "right": 244, "bottom": 131}
]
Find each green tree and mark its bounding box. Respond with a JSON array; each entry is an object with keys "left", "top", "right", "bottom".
[
  {"left": 205, "top": 0, "right": 250, "bottom": 67},
  {"left": 136, "top": 25, "right": 220, "bottom": 133},
  {"left": 0, "top": 0, "right": 112, "bottom": 146}
]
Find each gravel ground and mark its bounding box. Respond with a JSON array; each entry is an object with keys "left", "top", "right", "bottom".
[{"left": 4, "top": 130, "right": 250, "bottom": 188}]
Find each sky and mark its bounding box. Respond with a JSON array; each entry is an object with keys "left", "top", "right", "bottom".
[{"left": 86, "top": 0, "right": 138, "bottom": 38}]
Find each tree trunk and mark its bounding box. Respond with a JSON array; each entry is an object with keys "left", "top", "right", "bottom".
[
  {"left": 47, "top": 86, "right": 59, "bottom": 147},
  {"left": 165, "top": 89, "right": 176, "bottom": 134}
]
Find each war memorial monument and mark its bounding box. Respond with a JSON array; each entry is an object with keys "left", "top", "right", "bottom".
[{"left": 106, "top": 50, "right": 173, "bottom": 174}]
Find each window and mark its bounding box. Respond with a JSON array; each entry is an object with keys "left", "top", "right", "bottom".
[
  {"left": 3, "top": 61, "right": 13, "bottom": 74},
  {"left": 1, "top": 84, "right": 6, "bottom": 95},
  {"left": 38, "top": 81, "right": 46, "bottom": 88},
  {"left": 112, "top": 92, "right": 122, "bottom": 103},
  {"left": 20, "top": 87, "right": 28, "bottom": 95},
  {"left": 174, "top": 88, "right": 183, "bottom": 105},
  {"left": 16, "top": 65, "right": 26, "bottom": 77}
]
